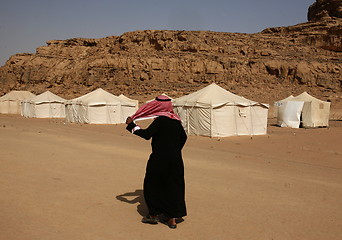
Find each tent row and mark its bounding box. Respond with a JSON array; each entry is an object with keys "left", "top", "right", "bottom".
[
  {"left": 0, "top": 89, "right": 139, "bottom": 124},
  {"left": 171, "top": 84, "right": 330, "bottom": 134},
  {"left": 0, "top": 84, "right": 331, "bottom": 137}
]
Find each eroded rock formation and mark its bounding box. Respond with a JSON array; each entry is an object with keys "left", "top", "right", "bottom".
[{"left": 308, "top": 0, "right": 342, "bottom": 21}]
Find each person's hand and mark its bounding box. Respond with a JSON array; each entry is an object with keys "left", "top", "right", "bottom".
[{"left": 126, "top": 117, "right": 133, "bottom": 124}]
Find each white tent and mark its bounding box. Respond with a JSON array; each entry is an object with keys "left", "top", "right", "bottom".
[
  {"left": 118, "top": 94, "right": 139, "bottom": 105},
  {"left": 172, "top": 83, "right": 269, "bottom": 137},
  {"left": 118, "top": 94, "right": 140, "bottom": 121},
  {"left": 276, "top": 92, "right": 330, "bottom": 128},
  {"left": 65, "top": 88, "right": 138, "bottom": 124},
  {"left": 0, "top": 91, "right": 36, "bottom": 114},
  {"left": 21, "top": 91, "right": 66, "bottom": 118}
]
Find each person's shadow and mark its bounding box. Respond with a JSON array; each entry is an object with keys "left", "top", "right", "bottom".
[
  {"left": 116, "top": 189, "right": 185, "bottom": 225},
  {"left": 116, "top": 189, "right": 148, "bottom": 217}
]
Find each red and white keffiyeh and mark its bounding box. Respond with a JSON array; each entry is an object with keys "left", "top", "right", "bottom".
[{"left": 131, "top": 95, "right": 181, "bottom": 122}]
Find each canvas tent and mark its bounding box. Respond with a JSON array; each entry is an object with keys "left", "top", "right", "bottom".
[
  {"left": 21, "top": 91, "right": 66, "bottom": 118},
  {"left": 276, "top": 92, "right": 330, "bottom": 128},
  {"left": 65, "top": 88, "right": 138, "bottom": 124},
  {"left": 118, "top": 94, "right": 139, "bottom": 106},
  {"left": 0, "top": 91, "right": 36, "bottom": 114},
  {"left": 172, "top": 83, "right": 269, "bottom": 137},
  {"left": 118, "top": 94, "right": 139, "bottom": 121}
]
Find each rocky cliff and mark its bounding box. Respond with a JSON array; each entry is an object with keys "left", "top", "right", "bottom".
[
  {"left": 308, "top": 0, "right": 342, "bottom": 21},
  {"left": 0, "top": 0, "right": 341, "bottom": 117}
]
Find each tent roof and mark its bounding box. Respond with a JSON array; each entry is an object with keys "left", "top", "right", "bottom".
[
  {"left": 0, "top": 91, "right": 36, "bottom": 101},
  {"left": 118, "top": 94, "right": 139, "bottom": 104},
  {"left": 279, "top": 95, "right": 295, "bottom": 102},
  {"left": 274, "top": 95, "right": 294, "bottom": 106},
  {"left": 69, "top": 88, "right": 137, "bottom": 106},
  {"left": 29, "top": 91, "right": 66, "bottom": 104},
  {"left": 290, "top": 92, "right": 328, "bottom": 103},
  {"left": 172, "top": 83, "right": 268, "bottom": 108}
]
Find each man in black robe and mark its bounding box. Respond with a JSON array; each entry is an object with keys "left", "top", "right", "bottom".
[{"left": 125, "top": 95, "right": 187, "bottom": 229}]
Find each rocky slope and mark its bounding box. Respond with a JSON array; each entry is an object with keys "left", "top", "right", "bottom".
[
  {"left": 0, "top": 0, "right": 341, "bottom": 117},
  {"left": 308, "top": 0, "right": 342, "bottom": 21}
]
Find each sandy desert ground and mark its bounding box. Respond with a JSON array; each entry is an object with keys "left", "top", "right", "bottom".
[{"left": 0, "top": 114, "right": 341, "bottom": 240}]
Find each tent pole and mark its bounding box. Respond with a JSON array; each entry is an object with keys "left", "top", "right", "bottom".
[
  {"left": 187, "top": 108, "right": 190, "bottom": 135},
  {"left": 234, "top": 105, "right": 238, "bottom": 136},
  {"left": 210, "top": 107, "right": 212, "bottom": 138},
  {"left": 250, "top": 106, "right": 254, "bottom": 136}
]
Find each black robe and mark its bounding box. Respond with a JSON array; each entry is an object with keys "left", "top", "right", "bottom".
[{"left": 126, "top": 116, "right": 187, "bottom": 218}]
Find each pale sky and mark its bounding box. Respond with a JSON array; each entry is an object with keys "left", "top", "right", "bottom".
[{"left": 0, "top": 0, "right": 314, "bottom": 66}]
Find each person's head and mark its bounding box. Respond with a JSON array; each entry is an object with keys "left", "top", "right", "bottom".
[
  {"left": 131, "top": 94, "right": 181, "bottom": 121},
  {"left": 154, "top": 95, "right": 173, "bottom": 112},
  {"left": 155, "top": 95, "right": 171, "bottom": 102}
]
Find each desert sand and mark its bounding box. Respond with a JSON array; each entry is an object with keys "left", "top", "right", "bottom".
[{"left": 0, "top": 114, "right": 341, "bottom": 240}]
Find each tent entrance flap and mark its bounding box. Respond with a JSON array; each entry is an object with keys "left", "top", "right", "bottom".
[
  {"left": 187, "top": 107, "right": 211, "bottom": 136},
  {"left": 212, "top": 105, "right": 237, "bottom": 137},
  {"left": 277, "top": 101, "right": 304, "bottom": 128},
  {"left": 236, "top": 106, "right": 253, "bottom": 136}
]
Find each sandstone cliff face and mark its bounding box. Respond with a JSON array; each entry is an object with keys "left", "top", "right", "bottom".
[
  {"left": 0, "top": 1, "right": 341, "bottom": 116},
  {"left": 308, "top": 0, "right": 342, "bottom": 21}
]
